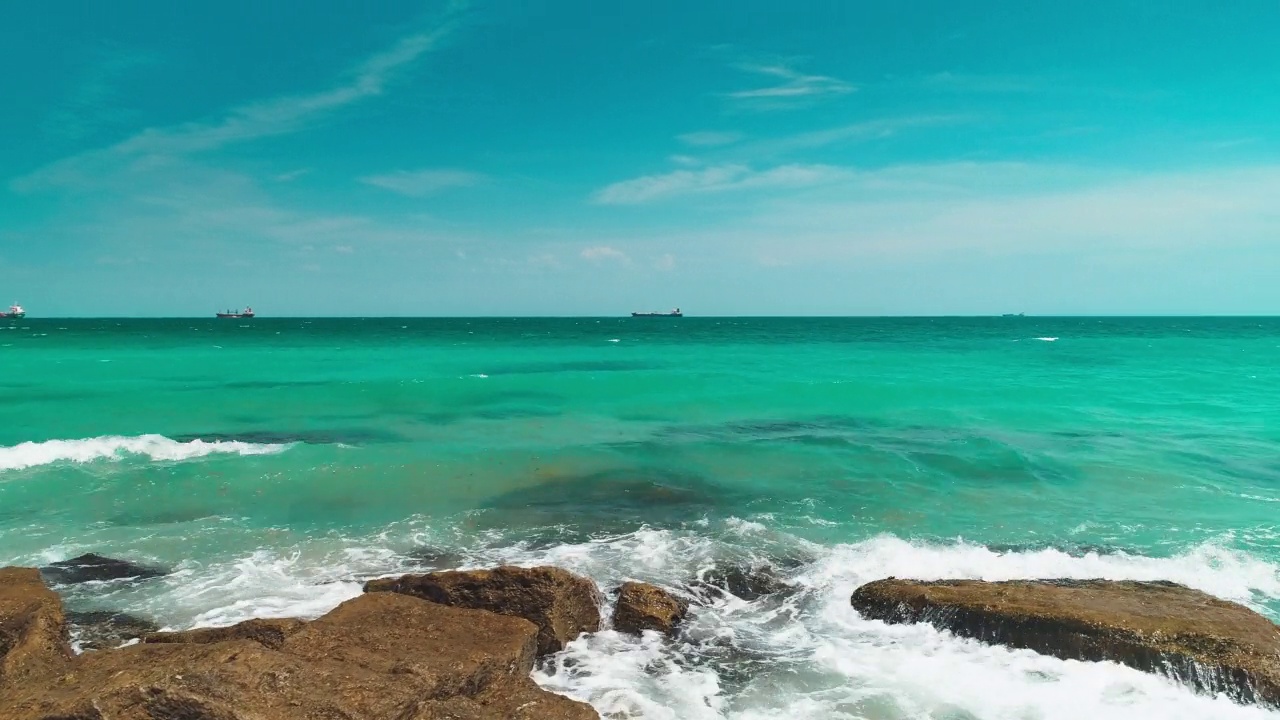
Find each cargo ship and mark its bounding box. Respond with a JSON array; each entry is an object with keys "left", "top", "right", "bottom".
[
  {"left": 1, "top": 303, "right": 25, "bottom": 319},
  {"left": 216, "top": 307, "right": 255, "bottom": 319},
  {"left": 631, "top": 308, "right": 682, "bottom": 317}
]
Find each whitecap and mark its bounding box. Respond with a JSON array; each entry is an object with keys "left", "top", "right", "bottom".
[
  {"left": 1034, "top": 337, "right": 1059, "bottom": 342},
  {"left": 0, "top": 434, "right": 292, "bottom": 473}
]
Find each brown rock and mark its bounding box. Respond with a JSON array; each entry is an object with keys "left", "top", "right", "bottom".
[
  {"left": 613, "top": 582, "right": 689, "bottom": 636},
  {"left": 397, "top": 678, "right": 598, "bottom": 720},
  {"left": 1, "top": 590, "right": 598, "bottom": 720},
  {"left": 144, "top": 617, "right": 306, "bottom": 650},
  {"left": 852, "top": 578, "right": 1280, "bottom": 706},
  {"left": 365, "top": 565, "right": 602, "bottom": 655},
  {"left": 0, "top": 567, "right": 72, "bottom": 691}
]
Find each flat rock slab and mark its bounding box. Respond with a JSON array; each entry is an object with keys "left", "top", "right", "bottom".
[
  {"left": 852, "top": 578, "right": 1280, "bottom": 706},
  {"left": 365, "top": 565, "right": 601, "bottom": 656}
]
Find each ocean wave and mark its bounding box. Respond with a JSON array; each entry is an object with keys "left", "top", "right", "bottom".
[
  {"left": 529, "top": 531, "right": 1279, "bottom": 719},
  {"left": 0, "top": 434, "right": 292, "bottom": 472}
]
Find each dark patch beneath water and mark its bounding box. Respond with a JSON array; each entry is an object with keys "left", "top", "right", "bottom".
[
  {"left": 419, "top": 407, "right": 561, "bottom": 425},
  {"left": 170, "top": 428, "right": 401, "bottom": 445},
  {"left": 221, "top": 379, "right": 337, "bottom": 390},
  {"left": 477, "top": 468, "right": 733, "bottom": 535},
  {"left": 104, "top": 508, "right": 222, "bottom": 528},
  {"left": 403, "top": 546, "right": 469, "bottom": 570},
  {"left": 482, "top": 360, "right": 656, "bottom": 376},
  {"left": 983, "top": 541, "right": 1127, "bottom": 557}
]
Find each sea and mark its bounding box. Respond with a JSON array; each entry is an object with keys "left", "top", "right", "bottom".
[{"left": 2, "top": 316, "right": 1279, "bottom": 719}]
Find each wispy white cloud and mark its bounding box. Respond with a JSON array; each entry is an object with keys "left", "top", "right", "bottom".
[
  {"left": 747, "top": 115, "right": 970, "bottom": 156},
  {"left": 729, "top": 63, "right": 853, "bottom": 106},
  {"left": 581, "top": 245, "right": 631, "bottom": 263},
  {"left": 360, "top": 169, "right": 485, "bottom": 196},
  {"left": 593, "top": 163, "right": 851, "bottom": 205},
  {"left": 677, "top": 131, "right": 744, "bottom": 147},
  {"left": 13, "top": 13, "right": 462, "bottom": 193},
  {"left": 654, "top": 253, "right": 676, "bottom": 271},
  {"left": 274, "top": 168, "right": 311, "bottom": 182}
]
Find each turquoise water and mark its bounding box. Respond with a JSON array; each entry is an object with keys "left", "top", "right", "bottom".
[{"left": 2, "top": 317, "right": 1279, "bottom": 719}]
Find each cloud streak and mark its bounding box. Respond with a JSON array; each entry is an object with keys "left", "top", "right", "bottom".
[
  {"left": 677, "top": 131, "right": 743, "bottom": 147},
  {"left": 729, "top": 63, "right": 853, "bottom": 107},
  {"left": 593, "top": 163, "right": 850, "bottom": 205},
  {"left": 360, "top": 169, "right": 485, "bottom": 196},
  {"left": 581, "top": 245, "right": 631, "bottom": 263},
  {"left": 13, "top": 14, "right": 462, "bottom": 192}
]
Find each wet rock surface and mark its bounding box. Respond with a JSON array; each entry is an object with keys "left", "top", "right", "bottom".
[
  {"left": 144, "top": 617, "right": 306, "bottom": 650},
  {"left": 852, "top": 578, "right": 1280, "bottom": 706},
  {"left": 365, "top": 565, "right": 602, "bottom": 655},
  {"left": 40, "top": 554, "right": 166, "bottom": 585},
  {"left": 0, "top": 569, "right": 599, "bottom": 720},
  {"left": 613, "top": 582, "right": 689, "bottom": 636},
  {"left": 692, "top": 561, "right": 795, "bottom": 601},
  {"left": 66, "top": 611, "right": 159, "bottom": 651}
]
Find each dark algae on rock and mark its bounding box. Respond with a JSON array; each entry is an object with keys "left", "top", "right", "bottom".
[
  {"left": 851, "top": 578, "right": 1280, "bottom": 707},
  {"left": 39, "top": 554, "right": 166, "bottom": 585},
  {"left": 66, "top": 611, "right": 159, "bottom": 651}
]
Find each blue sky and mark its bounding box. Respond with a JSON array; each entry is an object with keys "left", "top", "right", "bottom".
[{"left": 3, "top": 0, "right": 1279, "bottom": 316}]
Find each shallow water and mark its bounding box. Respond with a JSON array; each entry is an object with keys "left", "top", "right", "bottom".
[{"left": 1, "top": 317, "right": 1279, "bottom": 718}]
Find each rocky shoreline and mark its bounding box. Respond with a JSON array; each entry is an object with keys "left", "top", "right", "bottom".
[
  {"left": 4, "top": 556, "right": 1280, "bottom": 716},
  {"left": 0, "top": 562, "right": 693, "bottom": 720}
]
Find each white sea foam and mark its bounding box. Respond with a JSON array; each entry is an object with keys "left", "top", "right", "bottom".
[
  {"left": 0, "top": 434, "right": 291, "bottom": 472},
  {"left": 94, "top": 526, "right": 1280, "bottom": 719},
  {"left": 1035, "top": 336, "right": 1060, "bottom": 342},
  {"left": 527, "top": 530, "right": 1280, "bottom": 719}
]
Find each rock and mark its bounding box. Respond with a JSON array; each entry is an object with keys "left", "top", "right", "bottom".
[
  {"left": 852, "top": 578, "right": 1280, "bottom": 707},
  {"left": 399, "top": 678, "right": 600, "bottom": 720},
  {"left": 144, "top": 617, "right": 306, "bottom": 650},
  {"left": 0, "top": 567, "right": 73, "bottom": 691},
  {"left": 365, "top": 565, "right": 602, "bottom": 655},
  {"left": 613, "top": 582, "right": 689, "bottom": 636},
  {"left": 693, "top": 561, "right": 794, "bottom": 601},
  {"left": 2, "top": 591, "right": 599, "bottom": 720},
  {"left": 404, "top": 546, "right": 468, "bottom": 570},
  {"left": 40, "top": 554, "right": 165, "bottom": 585},
  {"left": 66, "top": 611, "right": 159, "bottom": 651}
]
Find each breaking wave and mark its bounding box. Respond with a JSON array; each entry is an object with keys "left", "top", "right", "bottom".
[
  {"left": 0, "top": 434, "right": 292, "bottom": 472},
  {"left": 85, "top": 524, "right": 1280, "bottom": 720}
]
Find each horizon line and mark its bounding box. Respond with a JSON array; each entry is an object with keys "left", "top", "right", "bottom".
[{"left": 8, "top": 314, "right": 1280, "bottom": 320}]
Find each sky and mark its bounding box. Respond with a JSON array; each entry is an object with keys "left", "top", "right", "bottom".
[{"left": 2, "top": 0, "right": 1279, "bottom": 317}]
